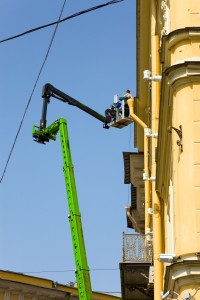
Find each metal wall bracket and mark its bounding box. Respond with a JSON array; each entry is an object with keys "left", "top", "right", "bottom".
[{"left": 168, "top": 125, "right": 183, "bottom": 152}]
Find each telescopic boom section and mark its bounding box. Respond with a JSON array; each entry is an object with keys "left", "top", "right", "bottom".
[
  {"left": 40, "top": 83, "right": 109, "bottom": 130},
  {"left": 32, "top": 83, "right": 109, "bottom": 297},
  {"left": 32, "top": 118, "right": 93, "bottom": 300}
]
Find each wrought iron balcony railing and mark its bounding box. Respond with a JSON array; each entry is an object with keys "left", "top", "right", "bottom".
[{"left": 122, "top": 233, "right": 153, "bottom": 263}]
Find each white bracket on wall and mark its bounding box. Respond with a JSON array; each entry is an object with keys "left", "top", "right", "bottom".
[
  {"left": 143, "top": 70, "right": 162, "bottom": 82},
  {"left": 145, "top": 128, "right": 158, "bottom": 138},
  {"left": 148, "top": 208, "right": 153, "bottom": 215},
  {"left": 159, "top": 253, "right": 177, "bottom": 263},
  {"left": 146, "top": 227, "right": 153, "bottom": 241},
  {"left": 143, "top": 173, "right": 156, "bottom": 181}
]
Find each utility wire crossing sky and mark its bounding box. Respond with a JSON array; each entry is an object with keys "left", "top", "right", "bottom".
[
  {"left": 0, "top": 0, "right": 136, "bottom": 293},
  {"left": 0, "top": 0, "right": 124, "bottom": 44},
  {"left": 0, "top": 0, "right": 124, "bottom": 183}
]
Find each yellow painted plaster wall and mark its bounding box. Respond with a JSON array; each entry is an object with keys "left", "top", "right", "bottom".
[
  {"left": 172, "top": 82, "right": 200, "bottom": 256},
  {"left": 170, "top": 0, "right": 200, "bottom": 31},
  {"left": 135, "top": 0, "right": 150, "bottom": 151},
  {"left": 137, "top": 0, "right": 200, "bottom": 297},
  {"left": 171, "top": 39, "right": 200, "bottom": 65}
]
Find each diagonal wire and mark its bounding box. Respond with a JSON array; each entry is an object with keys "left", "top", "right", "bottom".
[
  {"left": 0, "top": 0, "right": 67, "bottom": 183},
  {"left": 0, "top": 0, "right": 124, "bottom": 44},
  {"left": 0, "top": 0, "right": 124, "bottom": 183},
  {"left": 22, "top": 267, "right": 119, "bottom": 274}
]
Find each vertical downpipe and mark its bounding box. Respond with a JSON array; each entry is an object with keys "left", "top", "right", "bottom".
[
  {"left": 150, "top": 6, "right": 163, "bottom": 297},
  {"left": 127, "top": 99, "right": 151, "bottom": 234}
]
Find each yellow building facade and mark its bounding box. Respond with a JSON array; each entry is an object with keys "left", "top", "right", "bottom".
[
  {"left": 0, "top": 270, "right": 120, "bottom": 300},
  {"left": 123, "top": 1, "right": 200, "bottom": 300}
]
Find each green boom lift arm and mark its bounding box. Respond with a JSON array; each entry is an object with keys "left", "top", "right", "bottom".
[
  {"left": 32, "top": 83, "right": 112, "bottom": 300},
  {"left": 32, "top": 118, "right": 93, "bottom": 300}
]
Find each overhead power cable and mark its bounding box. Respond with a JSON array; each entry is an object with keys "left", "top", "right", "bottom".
[
  {"left": 0, "top": 0, "right": 124, "bottom": 183},
  {"left": 0, "top": 0, "right": 67, "bottom": 183},
  {"left": 0, "top": 0, "right": 124, "bottom": 44},
  {"left": 22, "top": 268, "right": 121, "bottom": 294},
  {"left": 22, "top": 267, "right": 119, "bottom": 274}
]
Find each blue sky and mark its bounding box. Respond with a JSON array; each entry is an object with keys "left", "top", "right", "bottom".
[{"left": 0, "top": 0, "right": 136, "bottom": 294}]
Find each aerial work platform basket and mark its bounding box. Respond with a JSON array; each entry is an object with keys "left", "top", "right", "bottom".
[
  {"left": 106, "top": 95, "right": 134, "bottom": 129},
  {"left": 110, "top": 117, "right": 134, "bottom": 128}
]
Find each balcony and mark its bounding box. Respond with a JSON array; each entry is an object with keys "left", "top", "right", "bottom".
[
  {"left": 120, "top": 233, "right": 153, "bottom": 300},
  {"left": 123, "top": 152, "right": 145, "bottom": 234}
]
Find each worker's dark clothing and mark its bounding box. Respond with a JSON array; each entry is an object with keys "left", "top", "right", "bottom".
[{"left": 119, "top": 96, "right": 129, "bottom": 117}]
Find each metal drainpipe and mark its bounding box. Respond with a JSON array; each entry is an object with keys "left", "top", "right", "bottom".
[
  {"left": 127, "top": 98, "right": 151, "bottom": 234},
  {"left": 151, "top": 34, "right": 163, "bottom": 299}
]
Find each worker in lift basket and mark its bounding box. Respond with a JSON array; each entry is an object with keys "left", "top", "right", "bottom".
[
  {"left": 118, "top": 89, "right": 133, "bottom": 117},
  {"left": 105, "top": 89, "right": 133, "bottom": 123}
]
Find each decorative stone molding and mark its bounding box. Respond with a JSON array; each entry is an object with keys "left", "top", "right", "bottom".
[
  {"left": 160, "top": 0, "right": 170, "bottom": 37},
  {"left": 165, "top": 61, "right": 200, "bottom": 89},
  {"left": 164, "top": 261, "right": 200, "bottom": 295},
  {"left": 161, "top": 27, "right": 200, "bottom": 69}
]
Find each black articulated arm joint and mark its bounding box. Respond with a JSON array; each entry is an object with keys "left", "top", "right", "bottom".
[{"left": 40, "top": 83, "right": 110, "bottom": 130}]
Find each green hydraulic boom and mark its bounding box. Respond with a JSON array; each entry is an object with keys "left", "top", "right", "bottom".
[
  {"left": 32, "top": 84, "right": 111, "bottom": 300},
  {"left": 33, "top": 118, "right": 93, "bottom": 300}
]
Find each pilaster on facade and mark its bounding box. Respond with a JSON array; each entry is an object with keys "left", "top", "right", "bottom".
[
  {"left": 156, "top": 12, "right": 200, "bottom": 299},
  {"left": 156, "top": 61, "right": 200, "bottom": 199},
  {"left": 157, "top": 59, "right": 200, "bottom": 257},
  {"left": 135, "top": 0, "right": 150, "bottom": 152}
]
